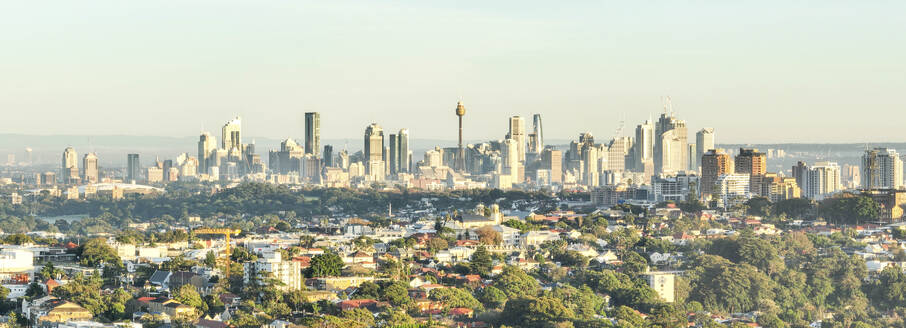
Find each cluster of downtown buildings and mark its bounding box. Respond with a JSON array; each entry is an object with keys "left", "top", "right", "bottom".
[{"left": 6, "top": 100, "right": 906, "bottom": 220}]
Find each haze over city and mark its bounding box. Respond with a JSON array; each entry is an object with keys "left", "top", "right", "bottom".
[{"left": 2, "top": 1, "right": 905, "bottom": 143}]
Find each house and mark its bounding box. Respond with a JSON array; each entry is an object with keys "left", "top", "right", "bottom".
[{"left": 37, "top": 300, "right": 94, "bottom": 325}]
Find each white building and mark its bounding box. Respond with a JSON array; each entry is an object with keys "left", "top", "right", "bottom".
[
  {"left": 716, "top": 173, "right": 751, "bottom": 208},
  {"left": 862, "top": 148, "right": 903, "bottom": 190},
  {"left": 244, "top": 251, "right": 302, "bottom": 291}
]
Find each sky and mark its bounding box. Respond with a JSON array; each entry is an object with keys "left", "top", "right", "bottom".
[{"left": 1, "top": 1, "right": 905, "bottom": 144}]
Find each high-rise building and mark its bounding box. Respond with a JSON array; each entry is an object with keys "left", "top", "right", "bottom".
[
  {"left": 695, "top": 128, "right": 715, "bottom": 171},
  {"left": 528, "top": 114, "right": 543, "bottom": 154},
  {"left": 389, "top": 133, "right": 399, "bottom": 175},
  {"left": 653, "top": 101, "right": 688, "bottom": 175},
  {"left": 197, "top": 132, "right": 217, "bottom": 175},
  {"left": 606, "top": 137, "right": 632, "bottom": 172},
  {"left": 81, "top": 153, "right": 99, "bottom": 184},
  {"left": 305, "top": 112, "right": 320, "bottom": 156},
  {"left": 323, "top": 145, "right": 334, "bottom": 168},
  {"left": 842, "top": 164, "right": 861, "bottom": 189},
  {"left": 631, "top": 120, "right": 654, "bottom": 172},
  {"left": 541, "top": 148, "right": 562, "bottom": 184},
  {"left": 503, "top": 138, "right": 521, "bottom": 183},
  {"left": 687, "top": 144, "right": 697, "bottom": 171},
  {"left": 862, "top": 148, "right": 903, "bottom": 190},
  {"left": 398, "top": 129, "right": 410, "bottom": 173},
  {"left": 582, "top": 145, "right": 599, "bottom": 187},
  {"left": 715, "top": 173, "right": 752, "bottom": 208},
  {"left": 222, "top": 117, "right": 242, "bottom": 153},
  {"left": 808, "top": 162, "right": 842, "bottom": 200},
  {"left": 507, "top": 116, "right": 526, "bottom": 163},
  {"left": 364, "top": 123, "right": 384, "bottom": 179},
  {"left": 701, "top": 149, "right": 732, "bottom": 197},
  {"left": 127, "top": 154, "right": 141, "bottom": 183},
  {"left": 735, "top": 148, "right": 766, "bottom": 176},
  {"left": 61, "top": 147, "right": 78, "bottom": 184}
]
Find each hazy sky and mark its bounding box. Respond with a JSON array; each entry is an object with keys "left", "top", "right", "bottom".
[{"left": 2, "top": 1, "right": 904, "bottom": 144}]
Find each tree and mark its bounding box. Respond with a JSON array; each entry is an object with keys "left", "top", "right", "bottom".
[
  {"left": 305, "top": 252, "right": 344, "bottom": 277},
  {"left": 620, "top": 251, "right": 648, "bottom": 275},
  {"left": 866, "top": 266, "right": 906, "bottom": 311},
  {"left": 382, "top": 281, "right": 412, "bottom": 306},
  {"left": 613, "top": 305, "right": 645, "bottom": 328},
  {"left": 476, "top": 226, "right": 503, "bottom": 245},
  {"left": 430, "top": 287, "right": 483, "bottom": 311},
  {"left": 341, "top": 308, "right": 375, "bottom": 327},
  {"left": 479, "top": 286, "right": 508, "bottom": 308},
  {"left": 745, "top": 197, "right": 772, "bottom": 217},
  {"left": 354, "top": 281, "right": 380, "bottom": 299},
  {"left": 173, "top": 284, "right": 207, "bottom": 315},
  {"left": 493, "top": 266, "right": 539, "bottom": 298},
  {"left": 382, "top": 310, "right": 416, "bottom": 327},
  {"left": 470, "top": 246, "right": 493, "bottom": 275},
  {"left": 78, "top": 238, "right": 122, "bottom": 267},
  {"left": 38, "top": 262, "right": 65, "bottom": 281},
  {"left": 204, "top": 251, "right": 217, "bottom": 268}
]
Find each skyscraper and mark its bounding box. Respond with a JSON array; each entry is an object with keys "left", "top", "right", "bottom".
[
  {"left": 632, "top": 120, "right": 654, "bottom": 171},
  {"left": 606, "top": 137, "right": 632, "bottom": 172},
  {"left": 323, "top": 145, "right": 334, "bottom": 168},
  {"left": 364, "top": 123, "right": 384, "bottom": 178},
  {"left": 541, "top": 148, "right": 562, "bottom": 184},
  {"left": 198, "top": 132, "right": 217, "bottom": 175},
  {"left": 701, "top": 149, "right": 731, "bottom": 197},
  {"left": 653, "top": 100, "right": 688, "bottom": 175},
  {"left": 305, "top": 112, "right": 320, "bottom": 156},
  {"left": 508, "top": 116, "right": 526, "bottom": 163},
  {"left": 389, "top": 133, "right": 399, "bottom": 175},
  {"left": 81, "top": 153, "right": 99, "bottom": 184},
  {"left": 735, "top": 148, "right": 766, "bottom": 176},
  {"left": 127, "top": 153, "right": 141, "bottom": 183},
  {"left": 222, "top": 116, "right": 242, "bottom": 153},
  {"left": 862, "top": 148, "right": 903, "bottom": 190},
  {"left": 398, "top": 129, "right": 410, "bottom": 173},
  {"left": 695, "top": 128, "right": 715, "bottom": 171},
  {"left": 61, "top": 147, "right": 78, "bottom": 184},
  {"left": 528, "top": 114, "right": 543, "bottom": 154}
]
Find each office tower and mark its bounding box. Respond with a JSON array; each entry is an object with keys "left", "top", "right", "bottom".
[
  {"left": 653, "top": 100, "right": 688, "bottom": 175},
  {"left": 792, "top": 161, "right": 811, "bottom": 196},
  {"left": 162, "top": 160, "right": 174, "bottom": 182},
  {"left": 364, "top": 123, "right": 384, "bottom": 179},
  {"left": 25, "top": 147, "right": 32, "bottom": 165},
  {"left": 323, "top": 145, "right": 334, "bottom": 168},
  {"left": 687, "top": 144, "right": 697, "bottom": 171},
  {"left": 398, "top": 129, "right": 410, "bottom": 173},
  {"left": 701, "top": 149, "right": 732, "bottom": 197},
  {"left": 582, "top": 145, "right": 599, "bottom": 187},
  {"left": 528, "top": 114, "right": 543, "bottom": 154},
  {"left": 127, "top": 154, "right": 141, "bottom": 183},
  {"left": 715, "top": 173, "right": 752, "bottom": 208},
  {"left": 503, "top": 138, "right": 521, "bottom": 183},
  {"left": 631, "top": 120, "right": 654, "bottom": 171},
  {"left": 197, "top": 132, "right": 217, "bottom": 175},
  {"left": 389, "top": 134, "right": 399, "bottom": 175},
  {"left": 735, "top": 148, "right": 766, "bottom": 176},
  {"left": 507, "top": 116, "right": 526, "bottom": 163},
  {"left": 81, "top": 153, "right": 99, "bottom": 184},
  {"left": 61, "top": 147, "right": 78, "bottom": 184},
  {"left": 42, "top": 172, "right": 56, "bottom": 185},
  {"left": 695, "top": 128, "right": 715, "bottom": 169},
  {"left": 305, "top": 112, "right": 320, "bottom": 156},
  {"left": 606, "top": 137, "right": 632, "bottom": 172},
  {"left": 541, "top": 148, "right": 563, "bottom": 184},
  {"left": 862, "top": 148, "right": 903, "bottom": 190},
  {"left": 455, "top": 101, "right": 467, "bottom": 171},
  {"left": 222, "top": 116, "right": 242, "bottom": 153}
]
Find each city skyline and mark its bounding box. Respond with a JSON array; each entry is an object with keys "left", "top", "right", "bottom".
[{"left": 2, "top": 2, "right": 905, "bottom": 143}]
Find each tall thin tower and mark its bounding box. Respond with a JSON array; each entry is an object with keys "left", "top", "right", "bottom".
[{"left": 455, "top": 100, "right": 466, "bottom": 171}]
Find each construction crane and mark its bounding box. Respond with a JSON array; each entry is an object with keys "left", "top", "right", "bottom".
[{"left": 194, "top": 228, "right": 241, "bottom": 278}]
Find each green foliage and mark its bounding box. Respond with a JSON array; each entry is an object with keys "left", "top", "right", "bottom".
[
  {"left": 382, "top": 281, "right": 412, "bottom": 306},
  {"left": 305, "top": 252, "right": 344, "bottom": 277},
  {"left": 430, "top": 287, "right": 483, "bottom": 311},
  {"left": 479, "top": 286, "right": 508, "bottom": 308},
  {"left": 470, "top": 246, "right": 493, "bottom": 275},
  {"left": 685, "top": 254, "right": 775, "bottom": 313},
  {"left": 173, "top": 284, "right": 207, "bottom": 315},
  {"left": 493, "top": 266, "right": 540, "bottom": 298},
  {"left": 78, "top": 238, "right": 122, "bottom": 267}
]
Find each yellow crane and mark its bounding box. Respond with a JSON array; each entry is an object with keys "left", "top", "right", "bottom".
[{"left": 193, "top": 228, "right": 241, "bottom": 278}]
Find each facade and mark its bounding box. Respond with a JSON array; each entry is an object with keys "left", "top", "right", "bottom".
[
  {"left": 81, "top": 153, "right": 99, "bottom": 184},
  {"left": 643, "top": 272, "right": 675, "bottom": 303},
  {"left": 653, "top": 110, "right": 688, "bottom": 175},
  {"left": 795, "top": 161, "right": 842, "bottom": 200},
  {"left": 304, "top": 112, "right": 320, "bottom": 156},
  {"left": 695, "top": 128, "right": 715, "bottom": 172},
  {"left": 651, "top": 173, "right": 699, "bottom": 202},
  {"left": 700, "top": 149, "right": 731, "bottom": 197},
  {"left": 528, "top": 114, "right": 544, "bottom": 154},
  {"left": 197, "top": 132, "right": 217, "bottom": 175},
  {"left": 507, "top": 116, "right": 526, "bottom": 163},
  {"left": 541, "top": 148, "right": 562, "bottom": 184},
  {"left": 735, "top": 148, "right": 766, "bottom": 176},
  {"left": 715, "top": 173, "right": 751, "bottom": 208},
  {"left": 364, "top": 123, "right": 385, "bottom": 179},
  {"left": 862, "top": 148, "right": 903, "bottom": 190},
  {"left": 606, "top": 137, "right": 632, "bottom": 172},
  {"left": 631, "top": 120, "right": 654, "bottom": 172},
  {"left": 221, "top": 116, "right": 242, "bottom": 153},
  {"left": 61, "top": 147, "right": 79, "bottom": 184},
  {"left": 245, "top": 252, "right": 303, "bottom": 291}
]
